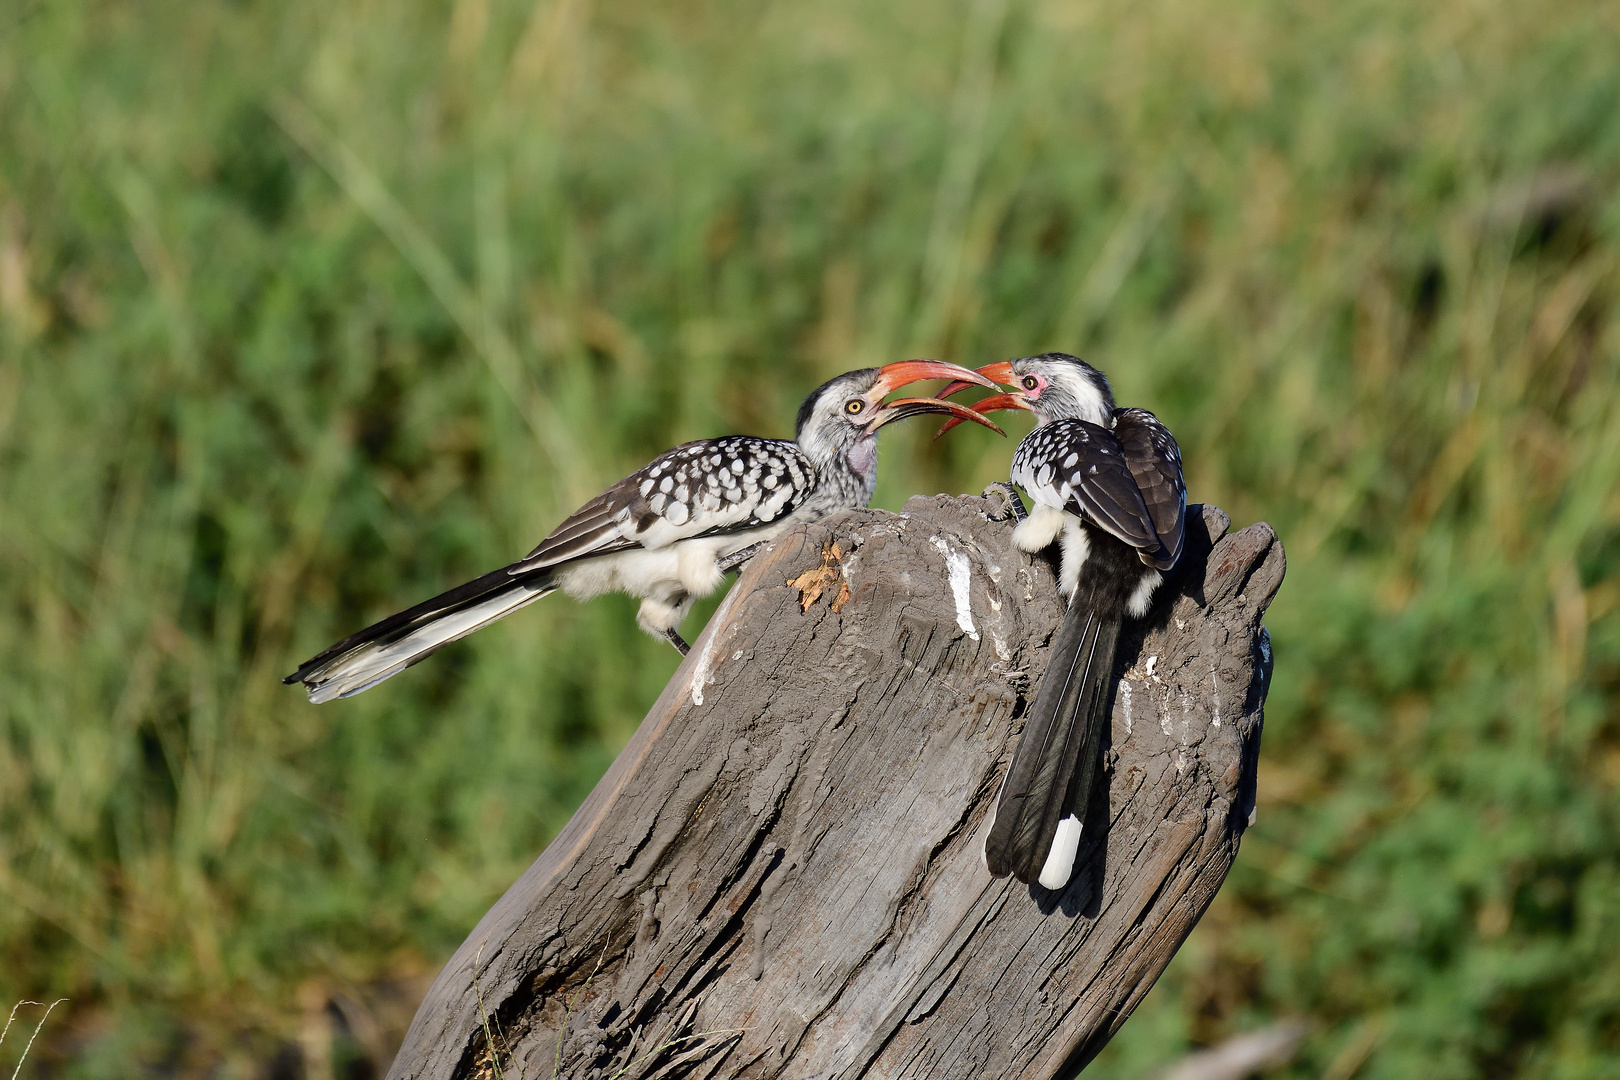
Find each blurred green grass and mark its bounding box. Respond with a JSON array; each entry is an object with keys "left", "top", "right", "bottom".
[{"left": 2, "top": 0, "right": 1618, "bottom": 1075}]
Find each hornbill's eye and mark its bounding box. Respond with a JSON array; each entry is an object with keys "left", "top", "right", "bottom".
[
  {"left": 1021, "top": 375, "right": 1040, "bottom": 392},
  {"left": 845, "top": 399, "right": 865, "bottom": 415}
]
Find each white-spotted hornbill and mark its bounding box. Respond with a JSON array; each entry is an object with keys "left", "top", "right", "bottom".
[
  {"left": 947, "top": 353, "right": 1185, "bottom": 889},
  {"left": 285, "top": 361, "right": 1002, "bottom": 703}
]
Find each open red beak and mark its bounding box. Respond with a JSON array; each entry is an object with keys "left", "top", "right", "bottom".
[
  {"left": 872, "top": 359, "right": 999, "bottom": 397},
  {"left": 865, "top": 359, "right": 1005, "bottom": 437},
  {"left": 868, "top": 396, "right": 1005, "bottom": 435},
  {"left": 940, "top": 360, "right": 1018, "bottom": 399},
  {"left": 933, "top": 358, "right": 1036, "bottom": 438}
]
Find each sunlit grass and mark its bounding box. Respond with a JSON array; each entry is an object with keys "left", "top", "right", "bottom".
[
  {"left": 1, "top": 0, "right": 1617, "bottom": 1075},
  {"left": 1, "top": 1000, "right": 67, "bottom": 1078}
]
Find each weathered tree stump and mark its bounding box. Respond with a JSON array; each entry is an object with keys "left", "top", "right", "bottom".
[{"left": 386, "top": 494, "right": 1284, "bottom": 1080}]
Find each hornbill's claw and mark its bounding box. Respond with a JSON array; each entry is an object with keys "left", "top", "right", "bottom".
[
  {"left": 983, "top": 482, "right": 1028, "bottom": 523},
  {"left": 664, "top": 628, "right": 692, "bottom": 656},
  {"left": 717, "top": 541, "right": 767, "bottom": 574}
]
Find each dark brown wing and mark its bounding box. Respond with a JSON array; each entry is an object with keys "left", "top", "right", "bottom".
[
  {"left": 512, "top": 436, "right": 816, "bottom": 573},
  {"left": 1112, "top": 407, "right": 1185, "bottom": 570},
  {"left": 1009, "top": 419, "right": 1162, "bottom": 557}
]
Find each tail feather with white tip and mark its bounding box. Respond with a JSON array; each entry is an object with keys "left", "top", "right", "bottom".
[{"left": 984, "top": 596, "right": 1120, "bottom": 888}]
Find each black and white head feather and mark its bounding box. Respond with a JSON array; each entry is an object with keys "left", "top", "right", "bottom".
[
  {"left": 1008, "top": 352, "right": 1116, "bottom": 426},
  {"left": 792, "top": 367, "right": 891, "bottom": 511},
  {"left": 794, "top": 367, "right": 882, "bottom": 452}
]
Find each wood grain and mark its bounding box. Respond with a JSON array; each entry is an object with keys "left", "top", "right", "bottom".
[{"left": 386, "top": 495, "right": 1284, "bottom": 1080}]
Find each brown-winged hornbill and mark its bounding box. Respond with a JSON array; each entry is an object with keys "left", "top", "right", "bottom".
[
  {"left": 285, "top": 361, "right": 1002, "bottom": 703},
  {"left": 948, "top": 352, "right": 1186, "bottom": 889}
]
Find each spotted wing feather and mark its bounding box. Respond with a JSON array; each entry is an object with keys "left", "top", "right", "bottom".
[
  {"left": 512, "top": 437, "right": 815, "bottom": 573},
  {"left": 1010, "top": 420, "right": 1162, "bottom": 558}
]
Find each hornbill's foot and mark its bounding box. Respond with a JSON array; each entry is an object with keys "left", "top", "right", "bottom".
[
  {"left": 982, "top": 482, "right": 1029, "bottom": 523},
  {"left": 717, "top": 541, "right": 767, "bottom": 574},
  {"left": 664, "top": 628, "right": 692, "bottom": 656}
]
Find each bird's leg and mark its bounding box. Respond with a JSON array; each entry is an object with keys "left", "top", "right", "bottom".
[
  {"left": 717, "top": 541, "right": 767, "bottom": 574},
  {"left": 663, "top": 628, "right": 692, "bottom": 656},
  {"left": 983, "top": 482, "right": 1029, "bottom": 523}
]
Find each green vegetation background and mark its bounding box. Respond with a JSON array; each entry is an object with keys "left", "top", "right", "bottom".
[{"left": 2, "top": 0, "right": 1617, "bottom": 1075}]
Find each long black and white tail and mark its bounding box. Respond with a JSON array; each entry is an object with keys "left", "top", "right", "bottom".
[
  {"left": 284, "top": 564, "right": 557, "bottom": 703},
  {"left": 984, "top": 597, "right": 1121, "bottom": 889}
]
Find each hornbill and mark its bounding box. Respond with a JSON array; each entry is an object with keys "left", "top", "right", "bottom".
[
  {"left": 285, "top": 361, "right": 1002, "bottom": 703},
  {"left": 948, "top": 353, "right": 1185, "bottom": 889}
]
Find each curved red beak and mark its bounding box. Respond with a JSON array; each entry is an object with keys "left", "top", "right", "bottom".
[
  {"left": 933, "top": 359, "right": 1035, "bottom": 438},
  {"left": 940, "top": 360, "right": 1018, "bottom": 399},
  {"left": 868, "top": 396, "right": 1005, "bottom": 436},
  {"left": 873, "top": 359, "right": 999, "bottom": 397},
  {"left": 865, "top": 359, "right": 1005, "bottom": 437}
]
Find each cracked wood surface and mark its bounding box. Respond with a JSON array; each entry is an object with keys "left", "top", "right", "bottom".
[{"left": 386, "top": 495, "right": 1284, "bottom": 1080}]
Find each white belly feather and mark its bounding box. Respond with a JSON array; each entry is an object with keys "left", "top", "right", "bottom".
[{"left": 553, "top": 523, "right": 789, "bottom": 634}]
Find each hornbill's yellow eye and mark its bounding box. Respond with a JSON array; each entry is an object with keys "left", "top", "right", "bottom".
[
  {"left": 1021, "top": 375, "right": 1039, "bottom": 391},
  {"left": 845, "top": 399, "right": 865, "bottom": 415}
]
